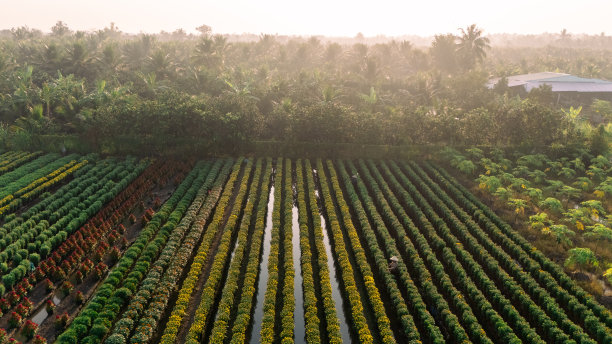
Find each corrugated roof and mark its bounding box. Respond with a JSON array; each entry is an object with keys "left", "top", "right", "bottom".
[
  {"left": 525, "top": 81, "right": 612, "bottom": 93},
  {"left": 488, "top": 72, "right": 612, "bottom": 93},
  {"left": 537, "top": 75, "right": 612, "bottom": 84}
]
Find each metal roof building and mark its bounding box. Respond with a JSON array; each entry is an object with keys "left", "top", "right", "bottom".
[{"left": 487, "top": 72, "right": 612, "bottom": 93}]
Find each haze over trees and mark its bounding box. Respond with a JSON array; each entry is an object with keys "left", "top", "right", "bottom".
[{"left": 0, "top": 22, "right": 610, "bottom": 154}]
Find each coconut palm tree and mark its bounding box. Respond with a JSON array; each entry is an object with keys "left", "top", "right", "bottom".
[
  {"left": 430, "top": 33, "right": 457, "bottom": 73},
  {"left": 456, "top": 24, "right": 490, "bottom": 69}
]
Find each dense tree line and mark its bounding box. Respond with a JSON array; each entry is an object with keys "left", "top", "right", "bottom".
[{"left": 0, "top": 22, "right": 609, "bottom": 153}]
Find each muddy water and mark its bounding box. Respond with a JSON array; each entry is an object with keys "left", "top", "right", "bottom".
[
  {"left": 249, "top": 184, "right": 275, "bottom": 344},
  {"left": 314, "top": 188, "right": 351, "bottom": 344},
  {"left": 292, "top": 200, "right": 306, "bottom": 343}
]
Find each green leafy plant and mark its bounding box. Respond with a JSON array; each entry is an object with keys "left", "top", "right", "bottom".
[
  {"left": 542, "top": 224, "right": 575, "bottom": 247},
  {"left": 565, "top": 247, "right": 599, "bottom": 271},
  {"left": 539, "top": 197, "right": 563, "bottom": 214}
]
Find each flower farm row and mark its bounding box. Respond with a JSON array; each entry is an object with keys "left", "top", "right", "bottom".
[{"left": 0, "top": 153, "right": 610, "bottom": 343}]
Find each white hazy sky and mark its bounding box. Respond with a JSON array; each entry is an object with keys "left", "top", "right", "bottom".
[{"left": 1, "top": 0, "right": 610, "bottom": 37}]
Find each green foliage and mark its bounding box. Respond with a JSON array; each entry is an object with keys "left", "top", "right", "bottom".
[
  {"left": 589, "top": 125, "right": 610, "bottom": 157},
  {"left": 539, "top": 197, "right": 564, "bottom": 214},
  {"left": 493, "top": 187, "right": 512, "bottom": 201},
  {"left": 0, "top": 25, "right": 606, "bottom": 154},
  {"left": 604, "top": 266, "right": 612, "bottom": 285},
  {"left": 476, "top": 175, "right": 501, "bottom": 193},
  {"left": 590, "top": 99, "right": 612, "bottom": 119},
  {"left": 456, "top": 160, "right": 476, "bottom": 175},
  {"left": 584, "top": 224, "right": 612, "bottom": 242},
  {"left": 524, "top": 187, "right": 543, "bottom": 203},
  {"left": 573, "top": 177, "right": 593, "bottom": 191},
  {"left": 517, "top": 154, "right": 549, "bottom": 169},
  {"left": 104, "top": 334, "right": 126, "bottom": 344},
  {"left": 529, "top": 212, "right": 552, "bottom": 231},
  {"left": 565, "top": 248, "right": 599, "bottom": 270},
  {"left": 558, "top": 167, "right": 576, "bottom": 179},
  {"left": 557, "top": 185, "right": 581, "bottom": 201},
  {"left": 542, "top": 224, "right": 575, "bottom": 246},
  {"left": 507, "top": 198, "right": 527, "bottom": 217}
]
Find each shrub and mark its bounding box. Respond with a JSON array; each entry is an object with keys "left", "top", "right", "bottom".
[
  {"left": 15, "top": 304, "right": 28, "bottom": 317},
  {"left": 46, "top": 299, "right": 56, "bottom": 313},
  {"left": 56, "top": 328, "right": 78, "bottom": 344},
  {"left": 33, "top": 334, "right": 47, "bottom": 344},
  {"left": 8, "top": 311, "right": 22, "bottom": 328},
  {"left": 90, "top": 324, "right": 109, "bottom": 338},
  {"left": 21, "top": 320, "right": 38, "bottom": 339},
  {"left": 75, "top": 291, "right": 85, "bottom": 305},
  {"left": 2, "top": 274, "right": 15, "bottom": 289},
  {"left": 7, "top": 290, "right": 20, "bottom": 306},
  {"left": 60, "top": 281, "right": 74, "bottom": 295},
  {"left": 40, "top": 244, "right": 51, "bottom": 258},
  {"left": 55, "top": 312, "right": 69, "bottom": 330},
  {"left": 114, "top": 287, "right": 132, "bottom": 302},
  {"left": 74, "top": 324, "right": 88, "bottom": 338},
  {"left": 0, "top": 298, "right": 9, "bottom": 312},
  {"left": 44, "top": 278, "right": 54, "bottom": 293},
  {"left": 104, "top": 334, "right": 126, "bottom": 344}
]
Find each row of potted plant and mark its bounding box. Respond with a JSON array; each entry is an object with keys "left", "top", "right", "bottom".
[
  {"left": 185, "top": 159, "right": 260, "bottom": 343},
  {"left": 314, "top": 159, "right": 375, "bottom": 344},
  {"left": 56, "top": 161, "right": 209, "bottom": 343},
  {"left": 414, "top": 162, "right": 612, "bottom": 343},
  {"left": 385, "top": 160, "right": 592, "bottom": 343},
  {"left": 159, "top": 158, "right": 246, "bottom": 344}
]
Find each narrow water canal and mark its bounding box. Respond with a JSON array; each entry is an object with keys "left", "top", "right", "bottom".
[
  {"left": 249, "top": 182, "right": 275, "bottom": 344},
  {"left": 292, "top": 184, "right": 306, "bottom": 343},
  {"left": 314, "top": 185, "right": 351, "bottom": 344}
]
